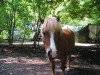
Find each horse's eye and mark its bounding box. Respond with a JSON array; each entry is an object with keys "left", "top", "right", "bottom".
[
  {"left": 43, "top": 32, "right": 46, "bottom": 35},
  {"left": 42, "top": 32, "right": 49, "bottom": 36}
]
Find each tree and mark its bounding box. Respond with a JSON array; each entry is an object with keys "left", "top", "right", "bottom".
[{"left": 0, "top": 0, "right": 99, "bottom": 43}]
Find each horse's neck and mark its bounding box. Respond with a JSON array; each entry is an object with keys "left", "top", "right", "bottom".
[
  {"left": 54, "top": 30, "right": 62, "bottom": 38},
  {"left": 54, "top": 30, "right": 63, "bottom": 50}
]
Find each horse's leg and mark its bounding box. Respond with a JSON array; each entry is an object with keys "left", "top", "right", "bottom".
[
  {"left": 49, "top": 58, "right": 55, "bottom": 75},
  {"left": 61, "top": 59, "right": 66, "bottom": 75},
  {"left": 67, "top": 54, "right": 71, "bottom": 71}
]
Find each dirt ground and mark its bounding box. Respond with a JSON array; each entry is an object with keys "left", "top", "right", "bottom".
[{"left": 0, "top": 46, "right": 100, "bottom": 75}]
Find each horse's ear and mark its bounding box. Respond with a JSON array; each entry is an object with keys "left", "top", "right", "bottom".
[
  {"left": 57, "top": 16, "right": 60, "bottom": 22},
  {"left": 38, "top": 17, "right": 44, "bottom": 24},
  {"left": 52, "top": 15, "right": 60, "bottom": 22}
]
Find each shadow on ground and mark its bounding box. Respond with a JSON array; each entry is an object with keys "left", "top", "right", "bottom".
[{"left": 0, "top": 46, "right": 100, "bottom": 75}]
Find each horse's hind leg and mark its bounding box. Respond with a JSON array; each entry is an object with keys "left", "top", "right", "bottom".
[
  {"left": 61, "top": 59, "right": 66, "bottom": 75},
  {"left": 49, "top": 58, "right": 55, "bottom": 75},
  {"left": 66, "top": 54, "right": 71, "bottom": 71}
]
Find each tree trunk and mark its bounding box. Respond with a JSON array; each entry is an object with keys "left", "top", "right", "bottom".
[{"left": 8, "top": 7, "right": 16, "bottom": 47}]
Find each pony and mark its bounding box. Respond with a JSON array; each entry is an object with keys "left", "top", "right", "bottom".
[{"left": 39, "top": 16, "right": 75, "bottom": 75}]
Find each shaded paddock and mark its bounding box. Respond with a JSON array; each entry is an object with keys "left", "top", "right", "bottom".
[{"left": 0, "top": 45, "right": 100, "bottom": 75}]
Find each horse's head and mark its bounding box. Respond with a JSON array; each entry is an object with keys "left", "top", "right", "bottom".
[{"left": 39, "top": 16, "right": 62, "bottom": 58}]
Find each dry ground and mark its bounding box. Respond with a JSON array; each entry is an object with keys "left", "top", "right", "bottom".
[{"left": 0, "top": 46, "right": 100, "bottom": 75}]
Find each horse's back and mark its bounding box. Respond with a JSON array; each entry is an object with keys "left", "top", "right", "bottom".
[
  {"left": 54, "top": 28, "right": 75, "bottom": 56},
  {"left": 62, "top": 28, "right": 75, "bottom": 51}
]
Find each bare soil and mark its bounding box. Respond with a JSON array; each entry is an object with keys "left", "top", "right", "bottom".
[{"left": 0, "top": 45, "right": 100, "bottom": 75}]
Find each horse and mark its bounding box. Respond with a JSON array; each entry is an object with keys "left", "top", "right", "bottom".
[{"left": 39, "top": 16, "right": 75, "bottom": 75}]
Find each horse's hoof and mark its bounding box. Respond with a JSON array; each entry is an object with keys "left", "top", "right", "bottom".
[{"left": 66, "top": 67, "right": 73, "bottom": 71}]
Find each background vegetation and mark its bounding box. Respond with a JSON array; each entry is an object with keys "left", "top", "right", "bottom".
[{"left": 0, "top": 0, "right": 100, "bottom": 43}]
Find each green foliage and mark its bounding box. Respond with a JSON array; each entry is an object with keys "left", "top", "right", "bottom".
[{"left": 0, "top": 0, "right": 100, "bottom": 42}]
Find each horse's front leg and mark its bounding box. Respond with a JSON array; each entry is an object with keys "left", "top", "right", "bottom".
[
  {"left": 61, "top": 59, "right": 66, "bottom": 75},
  {"left": 49, "top": 58, "right": 55, "bottom": 75}
]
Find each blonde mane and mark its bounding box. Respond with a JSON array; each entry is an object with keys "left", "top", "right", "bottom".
[{"left": 42, "top": 17, "right": 62, "bottom": 32}]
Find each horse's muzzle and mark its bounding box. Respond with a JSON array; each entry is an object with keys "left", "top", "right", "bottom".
[{"left": 46, "top": 48, "right": 52, "bottom": 58}]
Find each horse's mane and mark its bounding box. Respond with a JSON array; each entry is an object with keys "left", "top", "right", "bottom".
[{"left": 42, "top": 17, "right": 62, "bottom": 33}]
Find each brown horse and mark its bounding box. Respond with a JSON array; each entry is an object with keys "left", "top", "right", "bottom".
[{"left": 40, "top": 16, "right": 75, "bottom": 75}]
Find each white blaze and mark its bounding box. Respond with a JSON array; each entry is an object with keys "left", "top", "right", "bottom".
[{"left": 46, "top": 32, "right": 57, "bottom": 58}]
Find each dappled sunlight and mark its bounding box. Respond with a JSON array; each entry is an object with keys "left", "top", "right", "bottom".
[
  {"left": 0, "top": 53, "right": 51, "bottom": 75},
  {"left": 0, "top": 56, "right": 48, "bottom": 65},
  {"left": 0, "top": 42, "right": 100, "bottom": 75},
  {"left": 37, "top": 72, "right": 51, "bottom": 75},
  {"left": 0, "top": 50, "right": 100, "bottom": 75},
  {"left": 75, "top": 43, "right": 97, "bottom": 47}
]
